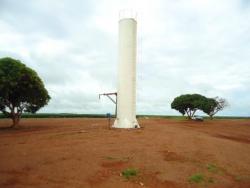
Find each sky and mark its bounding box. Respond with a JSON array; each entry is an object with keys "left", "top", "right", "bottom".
[{"left": 0, "top": 0, "right": 250, "bottom": 116}]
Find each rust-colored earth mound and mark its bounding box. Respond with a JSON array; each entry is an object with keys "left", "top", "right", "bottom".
[{"left": 0, "top": 118, "right": 250, "bottom": 188}]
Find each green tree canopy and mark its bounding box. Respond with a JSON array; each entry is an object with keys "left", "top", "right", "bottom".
[
  {"left": 171, "top": 94, "right": 228, "bottom": 119},
  {"left": 0, "top": 57, "right": 50, "bottom": 127},
  {"left": 171, "top": 94, "right": 207, "bottom": 119},
  {"left": 200, "top": 97, "right": 228, "bottom": 119}
]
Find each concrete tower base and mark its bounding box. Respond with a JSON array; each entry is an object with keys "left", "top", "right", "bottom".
[{"left": 113, "top": 118, "right": 140, "bottom": 129}]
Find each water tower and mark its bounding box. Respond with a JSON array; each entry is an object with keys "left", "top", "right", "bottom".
[{"left": 113, "top": 11, "right": 140, "bottom": 128}]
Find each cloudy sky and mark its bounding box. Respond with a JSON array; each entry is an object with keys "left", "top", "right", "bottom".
[{"left": 0, "top": 0, "right": 250, "bottom": 116}]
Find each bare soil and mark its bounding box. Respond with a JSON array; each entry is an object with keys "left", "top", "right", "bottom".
[{"left": 0, "top": 118, "right": 250, "bottom": 188}]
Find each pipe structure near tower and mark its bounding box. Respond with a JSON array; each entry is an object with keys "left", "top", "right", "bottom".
[{"left": 113, "top": 18, "right": 140, "bottom": 129}]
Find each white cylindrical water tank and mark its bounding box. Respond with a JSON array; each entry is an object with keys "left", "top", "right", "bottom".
[{"left": 113, "top": 18, "right": 140, "bottom": 129}]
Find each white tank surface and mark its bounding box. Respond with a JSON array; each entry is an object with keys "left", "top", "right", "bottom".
[{"left": 113, "top": 18, "right": 140, "bottom": 129}]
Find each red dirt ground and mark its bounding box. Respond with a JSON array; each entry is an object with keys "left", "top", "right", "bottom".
[{"left": 0, "top": 118, "right": 250, "bottom": 188}]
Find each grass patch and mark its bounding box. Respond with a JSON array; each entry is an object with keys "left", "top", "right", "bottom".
[
  {"left": 188, "top": 173, "right": 205, "bottom": 183},
  {"left": 104, "top": 156, "right": 131, "bottom": 162},
  {"left": 207, "top": 163, "right": 218, "bottom": 173},
  {"left": 188, "top": 173, "right": 216, "bottom": 185},
  {"left": 122, "top": 168, "right": 138, "bottom": 180},
  {"left": 0, "top": 113, "right": 110, "bottom": 119},
  {"left": 105, "top": 156, "right": 116, "bottom": 160}
]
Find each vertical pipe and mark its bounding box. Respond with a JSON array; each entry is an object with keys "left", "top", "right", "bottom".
[
  {"left": 113, "top": 18, "right": 140, "bottom": 128},
  {"left": 115, "top": 95, "right": 117, "bottom": 118}
]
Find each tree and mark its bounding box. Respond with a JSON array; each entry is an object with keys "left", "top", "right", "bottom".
[
  {"left": 171, "top": 94, "right": 207, "bottom": 119},
  {"left": 199, "top": 98, "right": 217, "bottom": 119},
  {"left": 202, "top": 97, "right": 228, "bottom": 119},
  {"left": 0, "top": 57, "right": 50, "bottom": 127}
]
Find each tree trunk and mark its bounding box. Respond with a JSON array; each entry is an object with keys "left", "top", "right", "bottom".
[
  {"left": 191, "top": 109, "right": 197, "bottom": 118},
  {"left": 186, "top": 109, "right": 193, "bottom": 120},
  {"left": 11, "top": 114, "right": 20, "bottom": 128}
]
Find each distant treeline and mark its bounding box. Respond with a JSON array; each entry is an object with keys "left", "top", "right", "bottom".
[
  {"left": 0, "top": 113, "right": 249, "bottom": 120},
  {"left": 0, "top": 113, "right": 106, "bottom": 119}
]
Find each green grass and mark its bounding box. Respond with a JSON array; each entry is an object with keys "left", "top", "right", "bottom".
[
  {"left": 121, "top": 168, "right": 138, "bottom": 180},
  {"left": 188, "top": 173, "right": 216, "bottom": 185},
  {"left": 207, "top": 163, "right": 218, "bottom": 173},
  {"left": 1, "top": 113, "right": 249, "bottom": 119},
  {"left": 104, "top": 156, "right": 131, "bottom": 162},
  {"left": 104, "top": 156, "right": 116, "bottom": 160},
  {"left": 0, "top": 113, "right": 109, "bottom": 119},
  {"left": 188, "top": 173, "right": 205, "bottom": 183}
]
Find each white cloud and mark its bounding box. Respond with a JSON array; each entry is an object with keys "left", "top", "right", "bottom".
[{"left": 0, "top": 0, "right": 250, "bottom": 116}]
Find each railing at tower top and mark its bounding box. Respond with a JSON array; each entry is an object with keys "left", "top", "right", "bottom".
[{"left": 119, "top": 9, "right": 137, "bottom": 20}]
